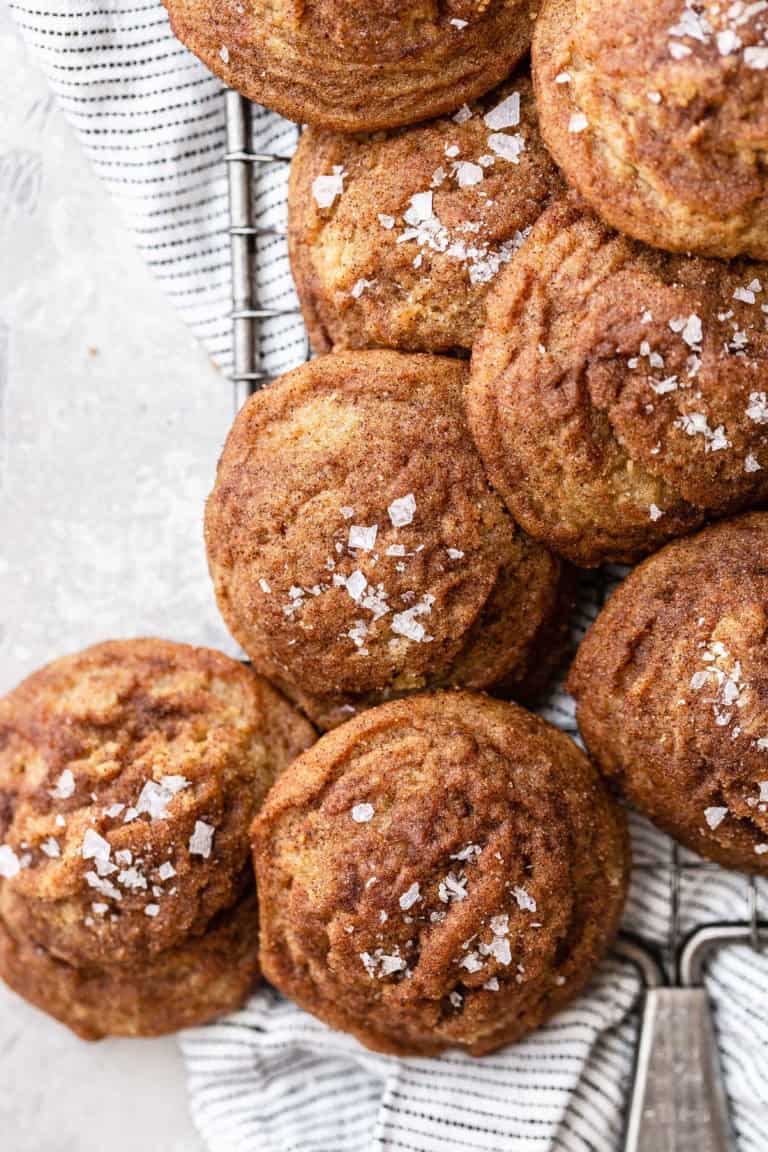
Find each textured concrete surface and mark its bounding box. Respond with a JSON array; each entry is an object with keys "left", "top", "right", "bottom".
[{"left": 0, "top": 9, "right": 234, "bottom": 1150}]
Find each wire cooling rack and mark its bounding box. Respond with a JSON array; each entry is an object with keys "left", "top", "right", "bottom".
[
  {"left": 223, "top": 88, "right": 767, "bottom": 1149},
  {"left": 225, "top": 90, "right": 304, "bottom": 410}
]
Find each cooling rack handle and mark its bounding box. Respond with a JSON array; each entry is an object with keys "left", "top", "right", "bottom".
[{"left": 624, "top": 986, "right": 734, "bottom": 1152}]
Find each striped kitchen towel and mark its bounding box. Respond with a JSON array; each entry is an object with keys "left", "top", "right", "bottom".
[{"left": 8, "top": 2, "right": 768, "bottom": 1149}]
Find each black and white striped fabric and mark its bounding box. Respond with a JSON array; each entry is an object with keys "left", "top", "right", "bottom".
[{"left": 9, "top": 3, "right": 768, "bottom": 1148}]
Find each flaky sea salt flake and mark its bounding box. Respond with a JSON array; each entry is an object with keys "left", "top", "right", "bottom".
[
  {"left": 717, "top": 29, "right": 741, "bottom": 54},
  {"left": 0, "top": 845, "right": 20, "bottom": 878},
  {"left": 350, "top": 279, "right": 375, "bottom": 299},
  {"left": 484, "top": 92, "right": 521, "bottom": 130},
  {"left": 49, "top": 769, "right": 75, "bottom": 800},
  {"left": 345, "top": 570, "right": 368, "bottom": 602},
  {"left": 454, "top": 161, "right": 483, "bottom": 187},
  {"left": 399, "top": 882, "right": 421, "bottom": 911},
  {"left": 82, "top": 829, "right": 111, "bottom": 862},
  {"left": 312, "top": 166, "right": 346, "bottom": 209},
  {"left": 745, "top": 46, "right": 768, "bottom": 69},
  {"left": 487, "top": 132, "right": 525, "bottom": 161},
  {"left": 388, "top": 493, "right": 416, "bottom": 527},
  {"left": 348, "top": 524, "right": 378, "bottom": 551},
  {"left": 512, "top": 886, "right": 537, "bottom": 912},
  {"left": 404, "top": 191, "right": 433, "bottom": 225},
  {"left": 189, "top": 820, "right": 215, "bottom": 859},
  {"left": 746, "top": 392, "right": 768, "bottom": 424}
]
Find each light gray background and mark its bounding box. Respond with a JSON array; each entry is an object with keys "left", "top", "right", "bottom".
[{"left": 0, "top": 7, "right": 236, "bottom": 1148}]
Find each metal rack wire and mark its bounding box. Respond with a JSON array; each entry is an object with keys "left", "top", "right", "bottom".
[
  {"left": 224, "top": 85, "right": 767, "bottom": 1147},
  {"left": 225, "top": 90, "right": 305, "bottom": 411}
]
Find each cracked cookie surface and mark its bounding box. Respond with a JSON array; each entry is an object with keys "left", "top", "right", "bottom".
[
  {"left": 163, "top": 0, "right": 537, "bottom": 132},
  {"left": 0, "top": 638, "right": 314, "bottom": 1037},
  {"left": 253, "top": 691, "right": 629, "bottom": 1056},
  {"left": 467, "top": 197, "right": 768, "bottom": 566},
  {"left": 569, "top": 514, "right": 768, "bottom": 873},
  {"left": 533, "top": 0, "right": 768, "bottom": 259},
  {"left": 289, "top": 72, "right": 563, "bottom": 355},
  {"left": 205, "top": 351, "right": 568, "bottom": 729}
]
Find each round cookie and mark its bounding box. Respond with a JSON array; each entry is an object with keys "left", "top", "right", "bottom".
[
  {"left": 0, "top": 890, "right": 260, "bottom": 1041},
  {"left": 533, "top": 0, "right": 768, "bottom": 259},
  {"left": 289, "top": 73, "right": 563, "bottom": 355},
  {"left": 466, "top": 197, "right": 768, "bottom": 566},
  {"left": 204, "top": 351, "right": 569, "bottom": 729},
  {"left": 568, "top": 514, "right": 768, "bottom": 873},
  {"left": 162, "top": 0, "right": 536, "bottom": 133},
  {"left": 0, "top": 639, "right": 314, "bottom": 1038},
  {"left": 252, "top": 692, "right": 630, "bottom": 1057}
]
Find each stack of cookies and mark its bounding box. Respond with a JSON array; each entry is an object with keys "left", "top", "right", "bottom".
[{"left": 1, "top": 0, "right": 766, "bottom": 1054}]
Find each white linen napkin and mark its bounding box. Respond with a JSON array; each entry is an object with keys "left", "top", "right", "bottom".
[{"left": 8, "top": 3, "right": 768, "bottom": 1147}]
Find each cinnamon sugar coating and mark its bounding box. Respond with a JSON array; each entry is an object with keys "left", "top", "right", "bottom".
[
  {"left": 568, "top": 514, "right": 768, "bottom": 873},
  {"left": 253, "top": 692, "right": 629, "bottom": 1056},
  {"left": 205, "top": 351, "right": 569, "bottom": 729},
  {"left": 466, "top": 197, "right": 768, "bottom": 566},
  {"left": 162, "top": 0, "right": 536, "bottom": 133},
  {"left": 289, "top": 73, "right": 563, "bottom": 355},
  {"left": 0, "top": 638, "right": 314, "bottom": 1037},
  {"left": 0, "top": 889, "right": 260, "bottom": 1040},
  {"left": 533, "top": 0, "right": 768, "bottom": 259}
]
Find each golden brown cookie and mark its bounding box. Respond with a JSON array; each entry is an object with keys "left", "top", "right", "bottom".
[
  {"left": 466, "top": 197, "right": 768, "bottom": 566},
  {"left": 533, "top": 0, "right": 768, "bottom": 259},
  {"left": 568, "top": 514, "right": 768, "bottom": 874},
  {"left": 0, "top": 890, "right": 260, "bottom": 1041},
  {"left": 0, "top": 638, "right": 314, "bottom": 1038},
  {"left": 252, "top": 692, "right": 630, "bottom": 1057},
  {"left": 288, "top": 73, "right": 563, "bottom": 355},
  {"left": 162, "top": 0, "right": 536, "bottom": 133},
  {"left": 204, "top": 351, "right": 569, "bottom": 730}
]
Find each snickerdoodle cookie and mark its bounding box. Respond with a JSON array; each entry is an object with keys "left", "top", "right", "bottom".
[
  {"left": 252, "top": 692, "right": 629, "bottom": 1056},
  {"left": 0, "top": 639, "right": 314, "bottom": 1038},
  {"left": 289, "top": 73, "right": 563, "bottom": 354},
  {"left": 569, "top": 514, "right": 768, "bottom": 874},
  {"left": 204, "top": 351, "right": 568, "bottom": 730},
  {"left": 162, "top": 0, "right": 536, "bottom": 133},
  {"left": 466, "top": 197, "right": 768, "bottom": 566},
  {"left": 533, "top": 0, "right": 768, "bottom": 259}
]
